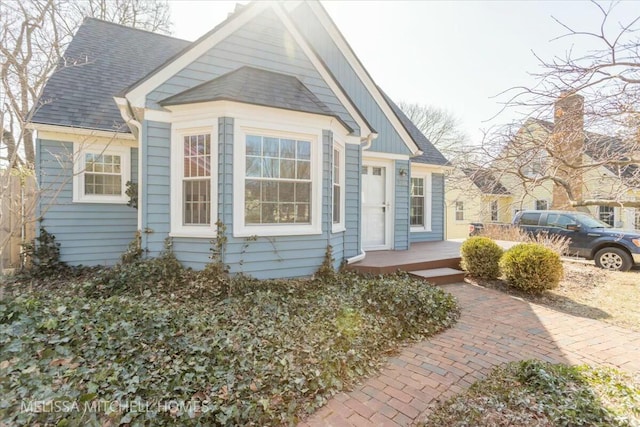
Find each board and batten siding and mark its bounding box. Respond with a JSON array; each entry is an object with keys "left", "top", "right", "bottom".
[
  {"left": 410, "top": 173, "right": 445, "bottom": 243},
  {"left": 36, "top": 139, "right": 138, "bottom": 265},
  {"left": 290, "top": 3, "right": 411, "bottom": 157},
  {"left": 141, "top": 119, "right": 357, "bottom": 278},
  {"left": 146, "top": 8, "right": 358, "bottom": 135}
]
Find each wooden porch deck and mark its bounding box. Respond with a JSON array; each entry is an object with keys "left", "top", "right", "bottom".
[{"left": 348, "top": 241, "right": 464, "bottom": 282}]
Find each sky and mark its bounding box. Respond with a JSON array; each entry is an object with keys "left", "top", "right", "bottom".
[{"left": 168, "top": 0, "right": 639, "bottom": 144}]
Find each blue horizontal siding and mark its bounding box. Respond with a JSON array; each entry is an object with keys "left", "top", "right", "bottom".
[
  {"left": 37, "top": 139, "right": 138, "bottom": 266},
  {"left": 291, "top": 3, "right": 411, "bottom": 156},
  {"left": 146, "top": 8, "right": 358, "bottom": 134},
  {"left": 394, "top": 160, "right": 410, "bottom": 250}
]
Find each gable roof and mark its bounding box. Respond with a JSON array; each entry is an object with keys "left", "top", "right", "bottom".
[
  {"left": 31, "top": 18, "right": 189, "bottom": 132},
  {"left": 379, "top": 90, "right": 449, "bottom": 166},
  {"left": 123, "top": 1, "right": 371, "bottom": 137},
  {"left": 463, "top": 168, "right": 510, "bottom": 195},
  {"left": 159, "top": 66, "right": 353, "bottom": 132},
  {"left": 300, "top": 1, "right": 421, "bottom": 155},
  {"left": 524, "top": 118, "right": 638, "bottom": 179}
]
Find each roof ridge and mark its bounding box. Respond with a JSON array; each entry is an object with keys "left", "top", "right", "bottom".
[{"left": 82, "top": 17, "right": 189, "bottom": 42}]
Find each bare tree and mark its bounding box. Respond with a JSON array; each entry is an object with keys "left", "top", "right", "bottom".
[
  {"left": 477, "top": 1, "right": 640, "bottom": 210},
  {"left": 0, "top": 0, "right": 172, "bottom": 268},
  {"left": 397, "top": 102, "right": 468, "bottom": 159},
  {"left": 0, "top": 0, "right": 172, "bottom": 168}
]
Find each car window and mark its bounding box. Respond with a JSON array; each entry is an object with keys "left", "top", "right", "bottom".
[
  {"left": 547, "top": 214, "right": 575, "bottom": 228},
  {"left": 519, "top": 212, "right": 541, "bottom": 226}
]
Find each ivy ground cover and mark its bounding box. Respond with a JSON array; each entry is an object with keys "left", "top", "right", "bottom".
[{"left": 0, "top": 272, "right": 458, "bottom": 425}]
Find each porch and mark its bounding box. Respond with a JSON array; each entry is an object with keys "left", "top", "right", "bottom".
[{"left": 348, "top": 240, "right": 465, "bottom": 284}]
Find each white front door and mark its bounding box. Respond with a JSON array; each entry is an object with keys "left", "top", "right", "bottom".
[{"left": 362, "top": 163, "right": 391, "bottom": 250}]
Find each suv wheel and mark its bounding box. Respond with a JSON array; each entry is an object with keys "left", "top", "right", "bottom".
[{"left": 594, "top": 247, "right": 632, "bottom": 272}]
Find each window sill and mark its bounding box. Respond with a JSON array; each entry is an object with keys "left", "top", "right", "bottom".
[
  {"left": 234, "top": 224, "right": 321, "bottom": 238},
  {"left": 73, "top": 198, "right": 128, "bottom": 204},
  {"left": 411, "top": 227, "right": 432, "bottom": 233},
  {"left": 332, "top": 225, "right": 346, "bottom": 234},
  {"left": 169, "top": 228, "right": 218, "bottom": 239}
]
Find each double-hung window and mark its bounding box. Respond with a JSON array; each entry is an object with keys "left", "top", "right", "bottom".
[
  {"left": 73, "top": 143, "right": 130, "bottom": 203},
  {"left": 598, "top": 205, "right": 615, "bottom": 226},
  {"left": 332, "top": 143, "right": 345, "bottom": 232},
  {"left": 244, "top": 135, "right": 312, "bottom": 225},
  {"left": 490, "top": 200, "right": 499, "bottom": 222},
  {"left": 410, "top": 173, "right": 432, "bottom": 231},
  {"left": 182, "top": 134, "right": 212, "bottom": 225},
  {"left": 171, "top": 126, "right": 217, "bottom": 236},
  {"left": 455, "top": 201, "right": 464, "bottom": 221}
]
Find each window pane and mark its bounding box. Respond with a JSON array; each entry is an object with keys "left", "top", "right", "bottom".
[
  {"left": 411, "top": 178, "right": 424, "bottom": 196},
  {"left": 246, "top": 157, "right": 261, "bottom": 177},
  {"left": 262, "top": 158, "right": 279, "bottom": 178},
  {"left": 297, "top": 140, "right": 310, "bottom": 160},
  {"left": 281, "top": 139, "right": 296, "bottom": 158},
  {"left": 333, "top": 149, "right": 340, "bottom": 182},
  {"left": 295, "top": 182, "right": 310, "bottom": 203},
  {"left": 280, "top": 159, "right": 295, "bottom": 179},
  {"left": 184, "top": 134, "right": 211, "bottom": 178},
  {"left": 263, "top": 137, "right": 279, "bottom": 157},
  {"left": 183, "top": 179, "right": 210, "bottom": 225},
  {"left": 246, "top": 135, "right": 262, "bottom": 155},
  {"left": 296, "top": 160, "right": 310, "bottom": 180},
  {"left": 410, "top": 196, "right": 424, "bottom": 226},
  {"left": 280, "top": 182, "right": 294, "bottom": 202},
  {"left": 333, "top": 185, "right": 341, "bottom": 224},
  {"left": 263, "top": 181, "right": 278, "bottom": 202}
]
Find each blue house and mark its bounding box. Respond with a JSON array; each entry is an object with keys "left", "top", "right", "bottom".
[{"left": 30, "top": 1, "right": 449, "bottom": 279}]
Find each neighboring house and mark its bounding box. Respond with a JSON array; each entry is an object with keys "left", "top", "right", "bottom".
[
  {"left": 445, "top": 168, "right": 511, "bottom": 239},
  {"left": 447, "top": 93, "right": 639, "bottom": 234},
  {"left": 29, "top": 1, "right": 449, "bottom": 279}
]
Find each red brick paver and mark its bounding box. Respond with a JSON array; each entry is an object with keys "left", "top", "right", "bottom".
[{"left": 299, "top": 282, "right": 640, "bottom": 426}]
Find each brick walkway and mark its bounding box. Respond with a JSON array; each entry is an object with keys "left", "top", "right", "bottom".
[{"left": 300, "top": 282, "right": 640, "bottom": 427}]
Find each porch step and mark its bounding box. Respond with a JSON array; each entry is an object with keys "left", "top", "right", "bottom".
[{"left": 409, "top": 268, "right": 466, "bottom": 285}]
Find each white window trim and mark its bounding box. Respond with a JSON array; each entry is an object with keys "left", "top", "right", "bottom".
[
  {"left": 490, "top": 199, "right": 499, "bottom": 222},
  {"left": 410, "top": 172, "right": 432, "bottom": 232},
  {"left": 534, "top": 199, "right": 550, "bottom": 210},
  {"left": 72, "top": 142, "right": 131, "bottom": 204},
  {"left": 332, "top": 139, "right": 346, "bottom": 233},
  {"left": 170, "top": 122, "right": 218, "bottom": 238},
  {"left": 455, "top": 201, "right": 465, "bottom": 222},
  {"left": 233, "top": 120, "right": 323, "bottom": 237}
]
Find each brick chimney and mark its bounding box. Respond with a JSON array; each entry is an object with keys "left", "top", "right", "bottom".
[{"left": 551, "top": 92, "right": 584, "bottom": 209}]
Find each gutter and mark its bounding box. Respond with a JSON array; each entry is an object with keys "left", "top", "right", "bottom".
[
  {"left": 347, "top": 132, "right": 379, "bottom": 265},
  {"left": 114, "top": 97, "right": 143, "bottom": 234}
]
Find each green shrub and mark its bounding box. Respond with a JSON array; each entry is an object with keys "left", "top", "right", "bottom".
[
  {"left": 461, "top": 236, "right": 503, "bottom": 279},
  {"left": 500, "top": 243, "right": 563, "bottom": 293}
]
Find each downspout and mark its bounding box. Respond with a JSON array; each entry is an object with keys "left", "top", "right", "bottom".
[
  {"left": 119, "top": 101, "right": 143, "bottom": 237},
  {"left": 346, "top": 132, "right": 378, "bottom": 265}
]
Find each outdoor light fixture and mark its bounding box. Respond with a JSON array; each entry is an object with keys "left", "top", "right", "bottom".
[{"left": 399, "top": 168, "right": 407, "bottom": 177}]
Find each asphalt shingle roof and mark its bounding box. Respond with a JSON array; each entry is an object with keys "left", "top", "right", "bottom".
[
  {"left": 159, "top": 66, "right": 353, "bottom": 133},
  {"left": 463, "top": 168, "right": 510, "bottom": 195},
  {"left": 379, "top": 90, "right": 450, "bottom": 166},
  {"left": 31, "top": 18, "right": 190, "bottom": 132}
]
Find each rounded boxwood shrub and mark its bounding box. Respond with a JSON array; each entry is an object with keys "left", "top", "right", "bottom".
[
  {"left": 500, "top": 243, "right": 563, "bottom": 293},
  {"left": 461, "top": 236, "right": 503, "bottom": 279}
]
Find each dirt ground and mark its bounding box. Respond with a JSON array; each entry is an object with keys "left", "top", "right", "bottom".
[{"left": 468, "top": 261, "right": 640, "bottom": 332}]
